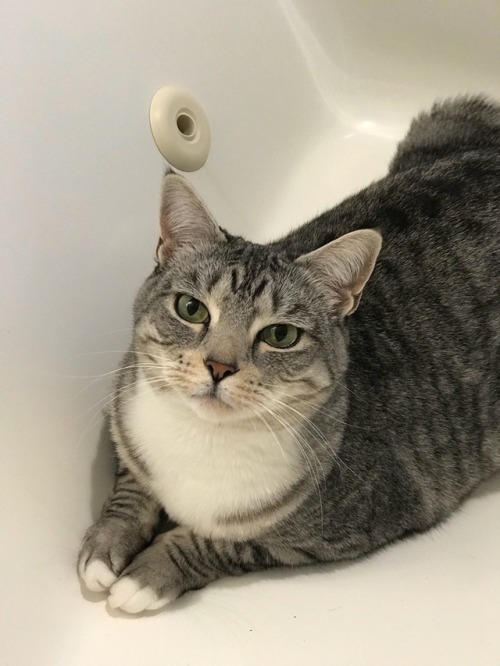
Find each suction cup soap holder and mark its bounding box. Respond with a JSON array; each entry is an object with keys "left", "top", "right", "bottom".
[{"left": 149, "top": 86, "right": 211, "bottom": 172}]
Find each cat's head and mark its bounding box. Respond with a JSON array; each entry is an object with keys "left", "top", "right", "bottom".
[{"left": 132, "top": 173, "right": 381, "bottom": 423}]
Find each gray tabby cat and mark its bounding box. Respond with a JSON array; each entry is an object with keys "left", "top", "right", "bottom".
[{"left": 79, "top": 96, "right": 500, "bottom": 614}]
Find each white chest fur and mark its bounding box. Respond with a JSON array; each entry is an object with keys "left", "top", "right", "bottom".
[{"left": 126, "top": 376, "right": 303, "bottom": 539}]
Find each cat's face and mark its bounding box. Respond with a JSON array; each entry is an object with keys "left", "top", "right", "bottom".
[
  {"left": 135, "top": 244, "right": 338, "bottom": 423},
  {"left": 132, "top": 174, "right": 381, "bottom": 424}
]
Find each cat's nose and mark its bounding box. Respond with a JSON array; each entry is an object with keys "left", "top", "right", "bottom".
[{"left": 204, "top": 359, "right": 238, "bottom": 383}]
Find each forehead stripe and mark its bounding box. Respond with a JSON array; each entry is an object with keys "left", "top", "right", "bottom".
[
  {"left": 230, "top": 267, "right": 239, "bottom": 294},
  {"left": 252, "top": 278, "right": 268, "bottom": 298}
]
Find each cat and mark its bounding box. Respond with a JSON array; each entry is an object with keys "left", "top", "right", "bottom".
[{"left": 78, "top": 96, "right": 500, "bottom": 614}]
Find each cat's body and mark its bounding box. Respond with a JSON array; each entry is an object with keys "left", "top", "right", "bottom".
[{"left": 79, "top": 97, "right": 500, "bottom": 613}]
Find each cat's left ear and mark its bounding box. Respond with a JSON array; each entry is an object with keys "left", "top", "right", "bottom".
[
  {"left": 296, "top": 229, "right": 382, "bottom": 316},
  {"left": 156, "top": 173, "right": 226, "bottom": 263}
]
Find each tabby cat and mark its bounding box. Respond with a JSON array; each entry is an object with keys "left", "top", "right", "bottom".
[{"left": 79, "top": 96, "right": 500, "bottom": 613}]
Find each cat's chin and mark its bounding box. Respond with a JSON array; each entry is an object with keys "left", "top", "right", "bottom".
[{"left": 187, "top": 395, "right": 247, "bottom": 424}]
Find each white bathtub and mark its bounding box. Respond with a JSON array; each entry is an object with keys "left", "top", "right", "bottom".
[{"left": 2, "top": 1, "right": 500, "bottom": 664}]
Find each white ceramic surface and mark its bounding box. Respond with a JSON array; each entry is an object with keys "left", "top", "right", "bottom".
[{"left": 1, "top": 1, "right": 499, "bottom": 664}]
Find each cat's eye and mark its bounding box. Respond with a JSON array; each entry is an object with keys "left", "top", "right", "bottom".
[
  {"left": 260, "top": 324, "right": 300, "bottom": 349},
  {"left": 175, "top": 294, "right": 210, "bottom": 324}
]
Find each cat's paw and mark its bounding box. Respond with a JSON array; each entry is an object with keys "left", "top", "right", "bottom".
[
  {"left": 106, "top": 536, "right": 183, "bottom": 614},
  {"left": 108, "top": 577, "right": 173, "bottom": 613},
  {"left": 78, "top": 519, "right": 148, "bottom": 593},
  {"left": 79, "top": 558, "right": 117, "bottom": 592}
]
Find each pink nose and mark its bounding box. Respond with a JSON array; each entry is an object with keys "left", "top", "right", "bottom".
[{"left": 204, "top": 359, "right": 237, "bottom": 382}]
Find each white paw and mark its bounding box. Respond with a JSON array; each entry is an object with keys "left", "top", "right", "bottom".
[
  {"left": 80, "top": 559, "right": 117, "bottom": 593},
  {"left": 108, "top": 577, "right": 172, "bottom": 614}
]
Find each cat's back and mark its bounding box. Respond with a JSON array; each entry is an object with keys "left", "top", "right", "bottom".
[
  {"left": 354, "top": 99, "right": 500, "bottom": 362},
  {"left": 275, "top": 96, "right": 500, "bottom": 258},
  {"left": 389, "top": 95, "right": 500, "bottom": 174},
  {"left": 349, "top": 101, "right": 500, "bottom": 447},
  {"left": 343, "top": 100, "right": 500, "bottom": 509}
]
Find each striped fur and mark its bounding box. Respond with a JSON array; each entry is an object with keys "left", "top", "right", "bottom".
[{"left": 79, "top": 96, "right": 500, "bottom": 613}]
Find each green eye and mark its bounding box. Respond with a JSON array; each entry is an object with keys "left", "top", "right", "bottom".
[
  {"left": 260, "top": 324, "right": 300, "bottom": 349},
  {"left": 175, "top": 294, "right": 210, "bottom": 324}
]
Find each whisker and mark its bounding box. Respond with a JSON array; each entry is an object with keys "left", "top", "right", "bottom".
[
  {"left": 75, "top": 377, "right": 150, "bottom": 437},
  {"left": 74, "top": 349, "right": 178, "bottom": 364},
  {"left": 51, "top": 363, "right": 159, "bottom": 381},
  {"left": 265, "top": 395, "right": 363, "bottom": 483},
  {"left": 76, "top": 380, "right": 148, "bottom": 419},
  {"left": 248, "top": 406, "right": 287, "bottom": 462},
  {"left": 256, "top": 381, "right": 369, "bottom": 431},
  {"left": 67, "top": 363, "right": 161, "bottom": 406},
  {"left": 267, "top": 396, "right": 337, "bottom": 452},
  {"left": 255, "top": 400, "right": 325, "bottom": 534},
  {"left": 73, "top": 363, "right": 168, "bottom": 412},
  {"left": 75, "top": 376, "right": 169, "bottom": 447}
]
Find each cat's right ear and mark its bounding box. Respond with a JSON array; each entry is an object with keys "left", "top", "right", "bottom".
[{"left": 155, "top": 173, "right": 226, "bottom": 264}]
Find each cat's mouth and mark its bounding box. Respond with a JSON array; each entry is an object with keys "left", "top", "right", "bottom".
[
  {"left": 188, "top": 395, "right": 237, "bottom": 423},
  {"left": 187, "top": 386, "right": 234, "bottom": 416},
  {"left": 184, "top": 382, "right": 259, "bottom": 423},
  {"left": 195, "top": 394, "right": 230, "bottom": 408}
]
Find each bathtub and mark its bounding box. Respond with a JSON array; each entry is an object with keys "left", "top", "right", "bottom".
[{"left": 2, "top": 1, "right": 500, "bottom": 664}]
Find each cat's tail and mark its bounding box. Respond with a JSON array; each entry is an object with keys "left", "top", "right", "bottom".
[{"left": 389, "top": 95, "right": 500, "bottom": 174}]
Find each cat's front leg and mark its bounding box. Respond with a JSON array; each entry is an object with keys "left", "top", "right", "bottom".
[
  {"left": 107, "top": 527, "right": 314, "bottom": 613},
  {"left": 78, "top": 463, "right": 160, "bottom": 593}
]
